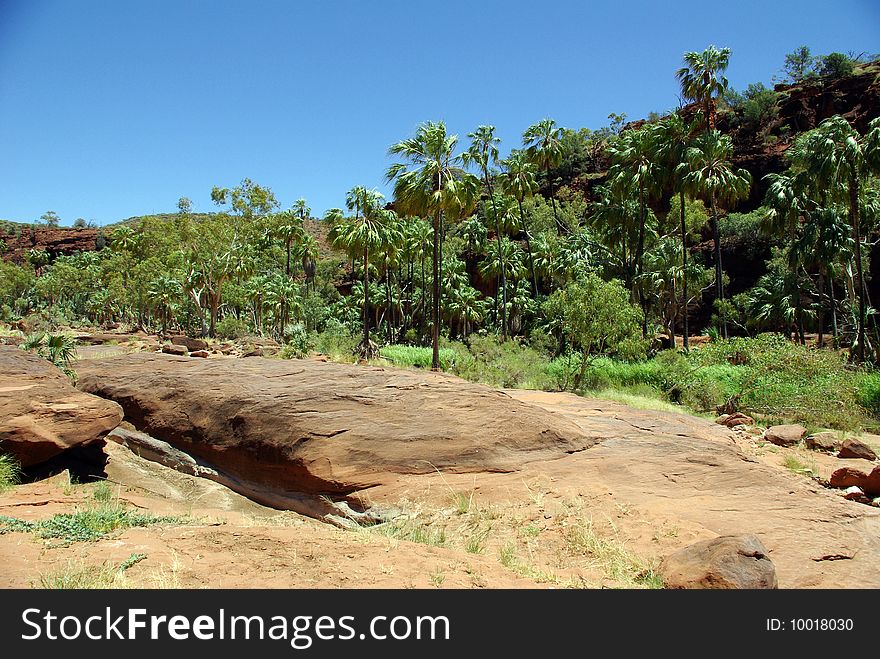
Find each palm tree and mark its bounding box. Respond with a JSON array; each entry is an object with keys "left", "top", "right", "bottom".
[
  {"left": 763, "top": 172, "right": 812, "bottom": 344},
  {"left": 676, "top": 45, "right": 731, "bottom": 133},
  {"left": 607, "top": 125, "right": 660, "bottom": 334},
  {"left": 464, "top": 125, "right": 509, "bottom": 339},
  {"left": 523, "top": 119, "right": 568, "bottom": 234},
  {"left": 652, "top": 113, "right": 698, "bottom": 349},
  {"left": 791, "top": 116, "right": 880, "bottom": 360},
  {"left": 327, "top": 189, "right": 392, "bottom": 358},
  {"left": 479, "top": 237, "right": 526, "bottom": 335},
  {"left": 274, "top": 210, "right": 303, "bottom": 277},
  {"left": 387, "top": 121, "right": 479, "bottom": 370},
  {"left": 501, "top": 150, "right": 540, "bottom": 296},
  {"left": 147, "top": 275, "right": 181, "bottom": 335},
  {"left": 681, "top": 129, "right": 751, "bottom": 339}
]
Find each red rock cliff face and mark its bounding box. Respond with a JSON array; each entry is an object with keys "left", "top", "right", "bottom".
[{"left": 1, "top": 226, "right": 102, "bottom": 264}]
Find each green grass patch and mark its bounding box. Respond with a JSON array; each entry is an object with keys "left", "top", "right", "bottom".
[
  {"left": 0, "top": 501, "right": 189, "bottom": 546},
  {"left": 380, "top": 344, "right": 456, "bottom": 370},
  {"left": 0, "top": 453, "right": 20, "bottom": 492}
]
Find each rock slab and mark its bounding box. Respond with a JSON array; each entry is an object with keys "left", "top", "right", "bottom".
[
  {"left": 0, "top": 346, "right": 123, "bottom": 467},
  {"left": 659, "top": 534, "right": 778, "bottom": 589},
  {"left": 77, "top": 354, "right": 593, "bottom": 497}
]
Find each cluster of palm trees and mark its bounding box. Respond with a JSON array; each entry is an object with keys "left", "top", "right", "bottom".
[
  {"left": 13, "top": 46, "right": 880, "bottom": 367},
  {"left": 322, "top": 44, "right": 880, "bottom": 367}
]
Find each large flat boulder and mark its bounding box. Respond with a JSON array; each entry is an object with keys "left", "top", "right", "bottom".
[
  {"left": 77, "top": 354, "right": 593, "bottom": 497},
  {"left": 0, "top": 346, "right": 123, "bottom": 467}
]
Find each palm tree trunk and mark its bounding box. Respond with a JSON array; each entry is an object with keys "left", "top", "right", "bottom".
[
  {"left": 636, "top": 185, "right": 648, "bottom": 337},
  {"left": 830, "top": 275, "right": 839, "bottom": 345},
  {"left": 286, "top": 238, "right": 291, "bottom": 277},
  {"left": 432, "top": 208, "right": 441, "bottom": 371},
  {"left": 547, "top": 170, "right": 566, "bottom": 235},
  {"left": 485, "top": 171, "right": 507, "bottom": 340},
  {"left": 711, "top": 193, "right": 727, "bottom": 339},
  {"left": 363, "top": 244, "right": 371, "bottom": 349},
  {"left": 817, "top": 269, "right": 825, "bottom": 348},
  {"left": 519, "top": 199, "right": 539, "bottom": 297},
  {"left": 679, "top": 190, "right": 690, "bottom": 351},
  {"left": 851, "top": 175, "right": 866, "bottom": 362}
]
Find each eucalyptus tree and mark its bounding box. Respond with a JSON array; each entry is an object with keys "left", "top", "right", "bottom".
[
  {"left": 387, "top": 121, "right": 479, "bottom": 370},
  {"left": 501, "top": 150, "right": 540, "bottom": 296},
  {"left": 523, "top": 119, "right": 568, "bottom": 234},
  {"left": 681, "top": 129, "right": 752, "bottom": 338},
  {"left": 327, "top": 188, "right": 394, "bottom": 358},
  {"left": 788, "top": 116, "right": 880, "bottom": 360},
  {"left": 652, "top": 113, "right": 698, "bottom": 348},
  {"left": 675, "top": 45, "right": 732, "bottom": 132},
  {"left": 464, "top": 125, "right": 509, "bottom": 339}
]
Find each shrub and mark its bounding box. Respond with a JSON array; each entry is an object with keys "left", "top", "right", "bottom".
[
  {"left": 0, "top": 453, "right": 20, "bottom": 492},
  {"left": 818, "top": 52, "right": 855, "bottom": 78},
  {"left": 856, "top": 373, "right": 880, "bottom": 417},
  {"left": 452, "top": 335, "right": 551, "bottom": 389},
  {"left": 313, "top": 320, "right": 359, "bottom": 362},
  {"left": 214, "top": 315, "right": 249, "bottom": 340},
  {"left": 280, "top": 323, "right": 313, "bottom": 359}
]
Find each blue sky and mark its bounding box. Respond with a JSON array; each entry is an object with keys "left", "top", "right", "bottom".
[{"left": 0, "top": 0, "right": 877, "bottom": 225}]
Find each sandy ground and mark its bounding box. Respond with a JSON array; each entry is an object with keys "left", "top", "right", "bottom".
[{"left": 2, "top": 390, "right": 879, "bottom": 589}]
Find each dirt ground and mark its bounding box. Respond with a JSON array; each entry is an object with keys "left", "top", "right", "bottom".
[{"left": 2, "top": 390, "right": 879, "bottom": 589}]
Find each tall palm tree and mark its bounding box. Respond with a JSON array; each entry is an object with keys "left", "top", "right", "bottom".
[
  {"left": 790, "top": 116, "right": 880, "bottom": 360},
  {"left": 681, "top": 129, "right": 751, "bottom": 339},
  {"left": 501, "top": 150, "right": 540, "bottom": 296},
  {"left": 387, "top": 121, "right": 479, "bottom": 370},
  {"left": 464, "top": 125, "right": 509, "bottom": 339},
  {"left": 523, "top": 118, "right": 568, "bottom": 235},
  {"left": 274, "top": 209, "right": 304, "bottom": 277},
  {"left": 607, "top": 125, "right": 660, "bottom": 334},
  {"left": 652, "top": 113, "right": 698, "bottom": 349},
  {"left": 327, "top": 189, "right": 393, "bottom": 358},
  {"left": 676, "top": 45, "right": 732, "bottom": 133}
]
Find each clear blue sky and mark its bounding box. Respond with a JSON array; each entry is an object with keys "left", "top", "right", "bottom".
[{"left": 1, "top": 0, "right": 877, "bottom": 225}]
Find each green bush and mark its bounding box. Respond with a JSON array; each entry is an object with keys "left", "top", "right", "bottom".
[
  {"left": 280, "top": 323, "right": 314, "bottom": 359},
  {"left": 856, "top": 373, "right": 880, "bottom": 417},
  {"left": 313, "top": 320, "right": 359, "bottom": 362},
  {"left": 452, "top": 335, "right": 551, "bottom": 389},
  {"left": 0, "top": 453, "right": 20, "bottom": 492},
  {"left": 215, "top": 315, "right": 249, "bottom": 339}
]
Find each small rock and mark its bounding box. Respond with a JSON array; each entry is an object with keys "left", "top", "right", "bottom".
[
  {"left": 805, "top": 431, "right": 840, "bottom": 453},
  {"left": 242, "top": 347, "right": 263, "bottom": 358},
  {"left": 715, "top": 412, "right": 754, "bottom": 429},
  {"left": 843, "top": 486, "right": 866, "bottom": 501},
  {"left": 763, "top": 424, "right": 806, "bottom": 447},
  {"left": 829, "top": 467, "right": 868, "bottom": 489},
  {"left": 170, "top": 335, "right": 208, "bottom": 352},
  {"left": 161, "top": 344, "right": 188, "bottom": 356},
  {"left": 189, "top": 350, "right": 210, "bottom": 358},
  {"left": 837, "top": 438, "right": 877, "bottom": 461},
  {"left": 659, "top": 534, "right": 777, "bottom": 589}
]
